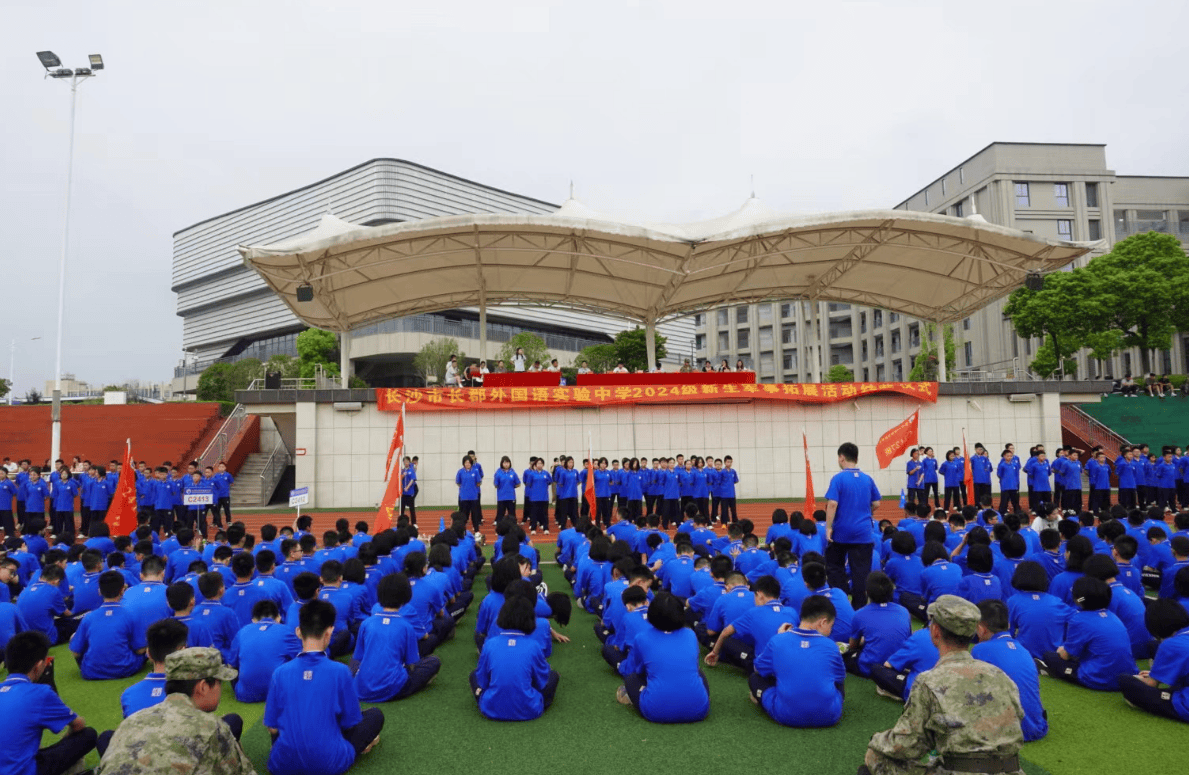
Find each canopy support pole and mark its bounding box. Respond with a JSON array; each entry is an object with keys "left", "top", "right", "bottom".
[
  {"left": 645, "top": 317, "right": 657, "bottom": 372},
  {"left": 935, "top": 322, "right": 947, "bottom": 383},
  {"left": 340, "top": 331, "right": 351, "bottom": 389},
  {"left": 479, "top": 287, "right": 488, "bottom": 364},
  {"left": 807, "top": 301, "right": 820, "bottom": 382}
]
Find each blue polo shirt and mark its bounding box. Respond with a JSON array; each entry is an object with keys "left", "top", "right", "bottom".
[
  {"left": 824, "top": 467, "right": 881, "bottom": 544},
  {"left": 972, "top": 632, "right": 1048, "bottom": 740},
  {"left": 265, "top": 651, "right": 362, "bottom": 775},
  {"left": 0, "top": 602, "right": 28, "bottom": 650},
  {"left": 1007, "top": 592, "right": 1071, "bottom": 658},
  {"left": 729, "top": 600, "right": 798, "bottom": 656},
  {"left": 884, "top": 554, "right": 925, "bottom": 599},
  {"left": 921, "top": 561, "right": 962, "bottom": 603},
  {"left": 120, "top": 672, "right": 167, "bottom": 717},
  {"left": 164, "top": 547, "right": 202, "bottom": 584},
  {"left": 660, "top": 556, "right": 698, "bottom": 598},
  {"left": 0, "top": 675, "right": 79, "bottom": 775},
  {"left": 705, "top": 587, "right": 755, "bottom": 633},
  {"left": 122, "top": 581, "right": 171, "bottom": 638},
  {"left": 194, "top": 600, "right": 240, "bottom": 662},
  {"left": 229, "top": 618, "right": 302, "bottom": 703},
  {"left": 1064, "top": 609, "right": 1136, "bottom": 691},
  {"left": 72, "top": 571, "right": 105, "bottom": 616},
  {"left": 997, "top": 458, "right": 1021, "bottom": 489},
  {"left": 618, "top": 625, "right": 709, "bottom": 723},
  {"left": 69, "top": 602, "right": 146, "bottom": 679},
  {"left": 1149, "top": 627, "right": 1189, "bottom": 721},
  {"left": 885, "top": 627, "right": 940, "bottom": 699},
  {"left": 353, "top": 611, "right": 422, "bottom": 702},
  {"left": 851, "top": 602, "right": 912, "bottom": 677},
  {"left": 475, "top": 628, "right": 552, "bottom": 721},
  {"left": 16, "top": 581, "right": 66, "bottom": 643},
  {"left": 753, "top": 627, "right": 845, "bottom": 727},
  {"left": 958, "top": 573, "right": 1003, "bottom": 605}
]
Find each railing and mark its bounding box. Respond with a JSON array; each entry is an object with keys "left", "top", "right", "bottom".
[
  {"left": 258, "top": 438, "right": 291, "bottom": 505},
  {"left": 952, "top": 357, "right": 1037, "bottom": 382},
  {"left": 197, "top": 404, "right": 247, "bottom": 471},
  {"left": 353, "top": 313, "right": 612, "bottom": 354},
  {"left": 1061, "top": 404, "right": 1131, "bottom": 453},
  {"left": 244, "top": 364, "right": 338, "bottom": 391},
  {"left": 1114, "top": 222, "right": 1189, "bottom": 241}
]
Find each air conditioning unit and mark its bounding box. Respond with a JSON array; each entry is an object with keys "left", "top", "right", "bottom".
[
  {"left": 1007, "top": 394, "right": 1036, "bottom": 403},
  {"left": 333, "top": 402, "right": 363, "bottom": 412}
]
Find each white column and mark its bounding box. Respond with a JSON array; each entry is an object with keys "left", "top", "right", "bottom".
[
  {"left": 479, "top": 290, "right": 488, "bottom": 363},
  {"left": 340, "top": 331, "right": 351, "bottom": 389},
  {"left": 807, "top": 301, "right": 820, "bottom": 382},
  {"left": 645, "top": 318, "right": 657, "bottom": 371},
  {"left": 936, "top": 323, "right": 947, "bottom": 383}
]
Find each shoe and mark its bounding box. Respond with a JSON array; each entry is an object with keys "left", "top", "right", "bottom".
[
  {"left": 875, "top": 685, "right": 902, "bottom": 701},
  {"left": 362, "top": 735, "right": 381, "bottom": 755},
  {"left": 616, "top": 685, "right": 631, "bottom": 705},
  {"left": 1034, "top": 657, "right": 1049, "bottom": 677}
]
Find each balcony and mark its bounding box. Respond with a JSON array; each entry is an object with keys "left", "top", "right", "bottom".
[{"left": 1114, "top": 221, "right": 1189, "bottom": 243}]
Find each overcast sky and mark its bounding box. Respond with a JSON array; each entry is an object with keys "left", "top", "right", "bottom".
[{"left": 3, "top": 0, "right": 1186, "bottom": 396}]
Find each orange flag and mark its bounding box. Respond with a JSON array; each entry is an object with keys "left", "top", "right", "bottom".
[
  {"left": 803, "top": 430, "right": 816, "bottom": 514},
  {"left": 374, "top": 405, "right": 406, "bottom": 531},
  {"left": 106, "top": 439, "right": 139, "bottom": 537},
  {"left": 383, "top": 403, "right": 406, "bottom": 481},
  {"left": 963, "top": 429, "right": 974, "bottom": 501},
  {"left": 876, "top": 409, "right": 920, "bottom": 469},
  {"left": 584, "top": 433, "right": 597, "bottom": 517}
]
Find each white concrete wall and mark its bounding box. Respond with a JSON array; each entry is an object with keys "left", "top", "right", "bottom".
[{"left": 265, "top": 393, "right": 1063, "bottom": 509}]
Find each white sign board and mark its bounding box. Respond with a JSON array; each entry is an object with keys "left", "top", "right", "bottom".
[
  {"left": 183, "top": 492, "right": 214, "bottom": 506},
  {"left": 289, "top": 487, "right": 309, "bottom": 507}
]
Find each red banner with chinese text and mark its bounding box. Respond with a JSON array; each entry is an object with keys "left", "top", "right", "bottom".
[
  {"left": 375, "top": 382, "right": 938, "bottom": 412},
  {"left": 876, "top": 409, "right": 921, "bottom": 469}
]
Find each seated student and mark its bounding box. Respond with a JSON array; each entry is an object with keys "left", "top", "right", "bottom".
[
  {"left": 794, "top": 515, "right": 826, "bottom": 559},
  {"left": 697, "top": 571, "right": 754, "bottom": 648},
  {"left": 71, "top": 549, "right": 107, "bottom": 616},
  {"left": 118, "top": 618, "right": 189, "bottom": 721},
  {"left": 765, "top": 509, "right": 795, "bottom": 546},
  {"left": 164, "top": 528, "right": 202, "bottom": 584},
  {"left": 1027, "top": 527, "right": 1066, "bottom": 583},
  {"left": 733, "top": 534, "right": 767, "bottom": 576},
  {"left": 1041, "top": 576, "right": 1137, "bottom": 691},
  {"left": 471, "top": 596, "right": 560, "bottom": 721},
  {"left": 194, "top": 571, "right": 240, "bottom": 663},
  {"left": 1161, "top": 536, "right": 1189, "bottom": 600},
  {"left": 616, "top": 592, "right": 710, "bottom": 723},
  {"left": 1, "top": 632, "right": 97, "bottom": 775},
  {"left": 799, "top": 561, "right": 855, "bottom": 644},
  {"left": 265, "top": 600, "right": 384, "bottom": 774},
  {"left": 1111, "top": 535, "right": 1146, "bottom": 598},
  {"left": 316, "top": 561, "right": 361, "bottom": 658},
  {"left": 993, "top": 532, "right": 1029, "bottom": 598},
  {"left": 884, "top": 532, "right": 925, "bottom": 609},
  {"left": 972, "top": 600, "right": 1049, "bottom": 741},
  {"left": 845, "top": 571, "right": 911, "bottom": 678},
  {"left": 474, "top": 556, "right": 521, "bottom": 650},
  {"left": 602, "top": 585, "right": 651, "bottom": 669},
  {"left": 0, "top": 586, "right": 27, "bottom": 652},
  {"left": 658, "top": 541, "right": 699, "bottom": 599},
  {"left": 16, "top": 563, "right": 73, "bottom": 644},
  {"left": 229, "top": 600, "right": 301, "bottom": 703},
  {"left": 224, "top": 552, "right": 265, "bottom": 628},
  {"left": 1007, "top": 560, "right": 1073, "bottom": 659},
  {"left": 405, "top": 551, "right": 455, "bottom": 651},
  {"left": 750, "top": 595, "right": 845, "bottom": 727},
  {"left": 1119, "top": 599, "right": 1189, "bottom": 722},
  {"left": 166, "top": 582, "right": 215, "bottom": 648},
  {"left": 870, "top": 619, "right": 940, "bottom": 702},
  {"left": 352, "top": 574, "right": 441, "bottom": 703},
  {"left": 122, "top": 554, "right": 171, "bottom": 637},
  {"left": 920, "top": 540, "right": 963, "bottom": 610},
  {"left": 705, "top": 575, "right": 797, "bottom": 673},
  {"left": 599, "top": 561, "right": 651, "bottom": 644},
  {"left": 1082, "top": 554, "right": 1157, "bottom": 660},
  {"left": 253, "top": 550, "right": 296, "bottom": 613},
  {"left": 957, "top": 545, "right": 1003, "bottom": 605},
  {"left": 686, "top": 555, "right": 733, "bottom": 625},
  {"left": 1048, "top": 534, "right": 1093, "bottom": 606},
  {"left": 70, "top": 570, "right": 146, "bottom": 680}
]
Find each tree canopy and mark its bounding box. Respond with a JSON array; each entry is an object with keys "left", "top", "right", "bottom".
[
  {"left": 0, "top": 378, "right": 10, "bottom": 401},
  {"left": 612, "top": 327, "right": 668, "bottom": 372},
  {"left": 825, "top": 364, "right": 854, "bottom": 383},
  {"left": 909, "top": 323, "right": 956, "bottom": 381},
  {"left": 497, "top": 333, "right": 550, "bottom": 370},
  {"left": 296, "top": 328, "right": 341, "bottom": 379},
  {"left": 572, "top": 343, "right": 619, "bottom": 374},
  {"left": 413, "top": 337, "right": 464, "bottom": 386}
]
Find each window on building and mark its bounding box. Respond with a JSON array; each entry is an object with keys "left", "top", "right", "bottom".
[
  {"left": 782, "top": 352, "right": 798, "bottom": 370},
  {"left": 875, "top": 336, "right": 885, "bottom": 358},
  {"left": 736, "top": 306, "right": 749, "bottom": 324},
  {"left": 1085, "top": 182, "right": 1099, "bottom": 208},
  {"left": 892, "top": 360, "right": 903, "bottom": 381},
  {"left": 1137, "top": 210, "right": 1167, "bottom": 231},
  {"left": 859, "top": 312, "right": 867, "bottom": 333},
  {"left": 780, "top": 303, "right": 792, "bottom": 318},
  {"left": 694, "top": 313, "right": 704, "bottom": 327},
  {"left": 908, "top": 323, "right": 920, "bottom": 347},
  {"left": 1123, "top": 352, "right": 1132, "bottom": 374},
  {"left": 759, "top": 352, "right": 774, "bottom": 374},
  {"left": 1012, "top": 336, "right": 1019, "bottom": 358},
  {"left": 954, "top": 200, "right": 963, "bottom": 218},
  {"left": 695, "top": 334, "right": 706, "bottom": 351},
  {"left": 759, "top": 326, "right": 774, "bottom": 350},
  {"left": 1054, "top": 183, "right": 1070, "bottom": 207},
  {"left": 941, "top": 178, "right": 947, "bottom": 196},
  {"left": 861, "top": 341, "right": 868, "bottom": 361},
  {"left": 959, "top": 166, "right": 965, "bottom": 184},
  {"left": 759, "top": 304, "right": 773, "bottom": 322},
  {"left": 1114, "top": 209, "right": 1128, "bottom": 235},
  {"left": 891, "top": 330, "right": 901, "bottom": 353},
  {"left": 873, "top": 310, "right": 883, "bottom": 328},
  {"left": 782, "top": 324, "right": 796, "bottom": 345},
  {"left": 1088, "top": 219, "right": 1101, "bottom": 241},
  {"left": 1014, "top": 182, "right": 1030, "bottom": 207},
  {"left": 718, "top": 331, "right": 729, "bottom": 351},
  {"left": 1057, "top": 220, "right": 1072, "bottom": 239},
  {"left": 877, "top": 364, "right": 886, "bottom": 381},
  {"left": 962, "top": 317, "right": 971, "bottom": 331},
  {"left": 964, "top": 341, "right": 973, "bottom": 366},
  {"left": 1163, "top": 349, "right": 1173, "bottom": 374},
  {"left": 889, "top": 312, "right": 900, "bottom": 324},
  {"left": 862, "top": 367, "right": 870, "bottom": 382},
  {"left": 716, "top": 308, "right": 728, "bottom": 326},
  {"left": 738, "top": 329, "right": 750, "bottom": 349}
]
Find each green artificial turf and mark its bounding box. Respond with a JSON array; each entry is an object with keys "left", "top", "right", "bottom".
[
  {"left": 34, "top": 551, "right": 1189, "bottom": 775},
  {"left": 1078, "top": 393, "right": 1189, "bottom": 451}
]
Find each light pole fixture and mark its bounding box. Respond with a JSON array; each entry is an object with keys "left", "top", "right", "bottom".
[{"left": 37, "top": 50, "right": 104, "bottom": 463}]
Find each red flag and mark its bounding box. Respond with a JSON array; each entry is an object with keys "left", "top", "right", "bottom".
[
  {"left": 962, "top": 429, "right": 974, "bottom": 501},
  {"left": 875, "top": 409, "right": 920, "bottom": 469},
  {"left": 803, "top": 431, "right": 816, "bottom": 514},
  {"left": 584, "top": 435, "right": 597, "bottom": 517},
  {"left": 106, "top": 440, "right": 139, "bottom": 537},
  {"left": 383, "top": 404, "right": 406, "bottom": 481}
]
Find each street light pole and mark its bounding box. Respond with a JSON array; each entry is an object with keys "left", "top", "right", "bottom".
[{"left": 38, "top": 51, "right": 103, "bottom": 464}]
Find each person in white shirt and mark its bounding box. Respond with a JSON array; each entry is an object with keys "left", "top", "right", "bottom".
[
  {"left": 718, "top": 359, "right": 731, "bottom": 372},
  {"left": 512, "top": 348, "right": 527, "bottom": 372},
  {"left": 612, "top": 363, "right": 628, "bottom": 374},
  {"left": 577, "top": 361, "right": 592, "bottom": 375},
  {"left": 444, "top": 355, "right": 459, "bottom": 387},
  {"left": 546, "top": 359, "right": 561, "bottom": 373},
  {"left": 528, "top": 361, "right": 542, "bottom": 373},
  {"left": 477, "top": 361, "right": 489, "bottom": 386},
  {"left": 735, "top": 359, "right": 746, "bottom": 372}
]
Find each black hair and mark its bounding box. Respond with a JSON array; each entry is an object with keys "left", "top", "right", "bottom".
[
  {"left": 865, "top": 571, "right": 895, "bottom": 604},
  {"left": 5, "top": 631, "right": 51, "bottom": 675},
  {"left": 800, "top": 594, "right": 836, "bottom": 623},
  {"left": 966, "top": 545, "right": 993, "bottom": 574},
  {"left": 490, "top": 556, "right": 521, "bottom": 595},
  {"left": 166, "top": 581, "right": 196, "bottom": 612},
  {"left": 231, "top": 552, "right": 255, "bottom": 579},
  {"left": 197, "top": 571, "right": 225, "bottom": 599},
  {"left": 622, "top": 585, "right": 648, "bottom": 606},
  {"left": 1072, "top": 576, "right": 1112, "bottom": 611},
  {"left": 1064, "top": 535, "right": 1094, "bottom": 572},
  {"left": 709, "top": 555, "right": 734, "bottom": 580},
  {"left": 1145, "top": 598, "right": 1189, "bottom": 640},
  {"left": 292, "top": 571, "right": 321, "bottom": 601},
  {"left": 801, "top": 562, "right": 827, "bottom": 589},
  {"left": 977, "top": 599, "right": 1009, "bottom": 633},
  {"left": 146, "top": 618, "right": 189, "bottom": 663},
  {"left": 299, "top": 599, "right": 338, "bottom": 638},
  {"left": 99, "top": 569, "right": 126, "bottom": 599},
  {"left": 891, "top": 531, "right": 917, "bottom": 556},
  {"left": 1082, "top": 554, "right": 1119, "bottom": 582},
  {"left": 377, "top": 573, "right": 413, "bottom": 610},
  {"left": 646, "top": 591, "right": 686, "bottom": 633},
  {"left": 921, "top": 540, "right": 949, "bottom": 566},
  {"left": 1011, "top": 561, "right": 1050, "bottom": 594},
  {"left": 923, "top": 521, "right": 947, "bottom": 545},
  {"left": 1039, "top": 529, "right": 1061, "bottom": 551},
  {"left": 753, "top": 575, "right": 782, "bottom": 600},
  {"left": 1001, "top": 533, "right": 1027, "bottom": 560},
  {"left": 252, "top": 600, "right": 281, "bottom": 620},
  {"left": 837, "top": 442, "right": 858, "bottom": 463},
  {"left": 495, "top": 595, "right": 537, "bottom": 634}
]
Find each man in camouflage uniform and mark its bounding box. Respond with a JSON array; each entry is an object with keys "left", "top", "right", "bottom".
[
  {"left": 96, "top": 647, "right": 255, "bottom": 775},
  {"left": 860, "top": 595, "right": 1026, "bottom": 775}
]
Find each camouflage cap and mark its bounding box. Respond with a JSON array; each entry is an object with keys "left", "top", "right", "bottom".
[
  {"left": 926, "top": 594, "right": 981, "bottom": 638},
  {"left": 164, "top": 647, "right": 238, "bottom": 681}
]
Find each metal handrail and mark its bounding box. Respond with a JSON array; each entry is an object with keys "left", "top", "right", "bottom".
[
  {"left": 197, "top": 404, "right": 247, "bottom": 470},
  {"left": 1060, "top": 404, "right": 1131, "bottom": 455},
  {"left": 258, "top": 438, "right": 291, "bottom": 504}
]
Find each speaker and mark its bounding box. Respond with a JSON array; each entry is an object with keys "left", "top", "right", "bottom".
[
  {"left": 264, "top": 371, "right": 282, "bottom": 389},
  {"left": 296, "top": 283, "right": 314, "bottom": 302},
  {"left": 1024, "top": 272, "right": 1044, "bottom": 292}
]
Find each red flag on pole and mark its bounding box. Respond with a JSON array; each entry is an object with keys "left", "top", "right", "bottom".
[
  {"left": 107, "top": 439, "right": 139, "bottom": 537},
  {"left": 383, "top": 403, "right": 406, "bottom": 481},
  {"left": 374, "top": 404, "right": 406, "bottom": 531},
  {"left": 584, "top": 433, "right": 597, "bottom": 518},
  {"left": 962, "top": 428, "right": 974, "bottom": 502},
  {"left": 875, "top": 409, "right": 921, "bottom": 469},
  {"left": 803, "top": 430, "right": 816, "bottom": 514}
]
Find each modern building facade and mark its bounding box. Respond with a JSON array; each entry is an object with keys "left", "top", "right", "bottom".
[
  {"left": 173, "top": 159, "right": 695, "bottom": 392},
  {"left": 697, "top": 143, "right": 1189, "bottom": 382}
]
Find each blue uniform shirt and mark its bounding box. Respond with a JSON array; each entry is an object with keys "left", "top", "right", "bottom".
[
  {"left": 1148, "top": 626, "right": 1189, "bottom": 721},
  {"left": 921, "top": 456, "right": 939, "bottom": 483},
  {"left": 618, "top": 625, "right": 710, "bottom": 723},
  {"left": 228, "top": 618, "right": 302, "bottom": 703},
  {"left": 16, "top": 581, "right": 66, "bottom": 644},
  {"left": 194, "top": 601, "right": 240, "bottom": 662},
  {"left": 971, "top": 632, "right": 1048, "bottom": 740},
  {"left": 824, "top": 467, "right": 881, "bottom": 545},
  {"left": 122, "top": 581, "right": 172, "bottom": 638},
  {"left": 705, "top": 587, "right": 755, "bottom": 633},
  {"left": 730, "top": 600, "right": 798, "bottom": 656},
  {"left": 884, "top": 554, "right": 925, "bottom": 599},
  {"left": 352, "top": 611, "right": 422, "bottom": 702},
  {"left": 494, "top": 469, "right": 520, "bottom": 501},
  {"left": 264, "top": 651, "right": 362, "bottom": 775},
  {"left": 921, "top": 560, "right": 962, "bottom": 603},
  {"left": 885, "top": 627, "right": 940, "bottom": 699},
  {"left": 0, "top": 675, "right": 79, "bottom": 775},
  {"left": 753, "top": 627, "right": 845, "bottom": 727},
  {"left": 120, "top": 672, "right": 167, "bottom": 717},
  {"left": 1063, "top": 609, "right": 1136, "bottom": 691},
  {"left": 455, "top": 467, "right": 481, "bottom": 500},
  {"left": 997, "top": 457, "right": 1021, "bottom": 490},
  {"left": 475, "top": 628, "right": 552, "bottom": 721},
  {"left": 69, "top": 602, "right": 146, "bottom": 679},
  {"left": 958, "top": 572, "right": 1004, "bottom": 605},
  {"left": 850, "top": 602, "right": 912, "bottom": 677},
  {"left": 1007, "top": 592, "right": 1072, "bottom": 658}
]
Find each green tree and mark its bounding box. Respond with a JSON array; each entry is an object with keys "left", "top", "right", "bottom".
[
  {"left": 572, "top": 343, "right": 619, "bottom": 373},
  {"left": 613, "top": 327, "right": 667, "bottom": 372},
  {"left": 24, "top": 389, "right": 42, "bottom": 405},
  {"left": 264, "top": 354, "right": 301, "bottom": 379},
  {"left": 825, "top": 364, "right": 854, "bottom": 383},
  {"left": 909, "top": 323, "right": 957, "bottom": 381},
  {"left": 1082, "top": 232, "right": 1189, "bottom": 374},
  {"left": 497, "top": 333, "right": 550, "bottom": 370},
  {"left": 196, "top": 362, "right": 235, "bottom": 403},
  {"left": 413, "top": 337, "right": 464, "bottom": 386},
  {"left": 295, "top": 328, "right": 341, "bottom": 379},
  {"left": 0, "top": 378, "right": 10, "bottom": 400},
  {"left": 1003, "top": 270, "right": 1101, "bottom": 378}
]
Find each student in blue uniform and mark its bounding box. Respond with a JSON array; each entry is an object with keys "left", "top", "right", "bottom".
[
  {"left": 957, "top": 545, "right": 1003, "bottom": 604},
  {"left": 553, "top": 457, "right": 579, "bottom": 533},
  {"left": 750, "top": 594, "right": 845, "bottom": 727},
  {"left": 1081, "top": 554, "right": 1156, "bottom": 660},
  {"left": 997, "top": 449, "right": 1022, "bottom": 514},
  {"left": 1041, "top": 576, "right": 1136, "bottom": 691},
  {"left": 972, "top": 599, "right": 1048, "bottom": 740},
  {"left": 1118, "top": 598, "right": 1189, "bottom": 722},
  {"left": 49, "top": 469, "right": 78, "bottom": 537},
  {"left": 69, "top": 570, "right": 147, "bottom": 680},
  {"left": 523, "top": 459, "right": 552, "bottom": 536},
  {"left": 845, "top": 571, "right": 911, "bottom": 678},
  {"left": 471, "top": 595, "right": 559, "bottom": 721},
  {"left": 195, "top": 572, "right": 241, "bottom": 663},
  {"left": 919, "top": 540, "right": 962, "bottom": 608},
  {"left": 1007, "top": 561, "right": 1072, "bottom": 659},
  {"left": 884, "top": 532, "right": 925, "bottom": 616},
  {"left": 970, "top": 444, "right": 993, "bottom": 506},
  {"left": 0, "top": 631, "right": 97, "bottom": 775},
  {"left": 352, "top": 574, "right": 441, "bottom": 702},
  {"left": 870, "top": 616, "right": 940, "bottom": 702},
  {"left": 920, "top": 447, "right": 940, "bottom": 508},
  {"left": 21, "top": 469, "right": 51, "bottom": 527},
  {"left": 0, "top": 467, "right": 19, "bottom": 537},
  {"left": 799, "top": 561, "right": 855, "bottom": 643},
  {"left": 698, "top": 571, "right": 754, "bottom": 647},
  {"left": 824, "top": 442, "right": 881, "bottom": 607},
  {"left": 616, "top": 591, "right": 710, "bottom": 723},
  {"left": 493, "top": 456, "right": 521, "bottom": 523},
  {"left": 704, "top": 575, "right": 796, "bottom": 673},
  {"left": 456, "top": 456, "right": 483, "bottom": 532},
  {"left": 939, "top": 450, "right": 964, "bottom": 511},
  {"left": 119, "top": 618, "right": 189, "bottom": 718},
  {"left": 264, "top": 599, "right": 385, "bottom": 774},
  {"left": 226, "top": 599, "right": 301, "bottom": 704}
]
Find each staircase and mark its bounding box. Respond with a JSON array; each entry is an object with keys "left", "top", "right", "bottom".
[{"left": 230, "top": 440, "right": 290, "bottom": 508}]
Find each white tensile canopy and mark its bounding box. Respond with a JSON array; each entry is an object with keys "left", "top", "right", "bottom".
[{"left": 239, "top": 197, "right": 1095, "bottom": 382}]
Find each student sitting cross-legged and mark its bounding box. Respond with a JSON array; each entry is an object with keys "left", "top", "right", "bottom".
[
  {"left": 704, "top": 575, "right": 797, "bottom": 673},
  {"left": 228, "top": 599, "right": 301, "bottom": 703},
  {"left": 602, "top": 585, "right": 651, "bottom": 669},
  {"left": 1007, "top": 560, "right": 1073, "bottom": 659},
  {"left": 616, "top": 591, "right": 710, "bottom": 723},
  {"left": 0, "top": 631, "right": 97, "bottom": 775},
  {"left": 70, "top": 570, "right": 146, "bottom": 680},
  {"left": 471, "top": 594, "right": 560, "bottom": 721},
  {"left": 264, "top": 599, "right": 385, "bottom": 775},
  {"left": 749, "top": 594, "right": 846, "bottom": 727},
  {"left": 1118, "top": 599, "right": 1189, "bottom": 723},
  {"left": 844, "top": 571, "right": 912, "bottom": 678},
  {"left": 1041, "top": 576, "right": 1137, "bottom": 691},
  {"left": 972, "top": 599, "right": 1049, "bottom": 741},
  {"left": 352, "top": 573, "right": 442, "bottom": 703}
]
